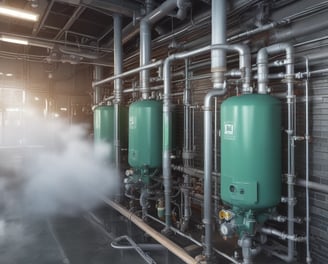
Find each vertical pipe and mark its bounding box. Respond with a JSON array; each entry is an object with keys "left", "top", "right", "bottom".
[
  {"left": 213, "top": 97, "right": 219, "bottom": 220},
  {"left": 203, "top": 88, "right": 226, "bottom": 261},
  {"left": 113, "top": 14, "right": 122, "bottom": 172},
  {"left": 182, "top": 58, "right": 191, "bottom": 231},
  {"left": 140, "top": 21, "right": 151, "bottom": 99},
  {"left": 304, "top": 57, "right": 312, "bottom": 264},
  {"left": 93, "top": 65, "right": 103, "bottom": 104},
  {"left": 163, "top": 57, "right": 173, "bottom": 231},
  {"left": 211, "top": 0, "right": 226, "bottom": 88},
  {"left": 285, "top": 44, "right": 295, "bottom": 263},
  {"left": 204, "top": 0, "right": 227, "bottom": 260},
  {"left": 256, "top": 43, "right": 295, "bottom": 262}
]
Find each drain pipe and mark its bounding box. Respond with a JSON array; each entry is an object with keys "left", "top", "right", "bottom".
[
  {"left": 113, "top": 14, "right": 123, "bottom": 175},
  {"left": 257, "top": 43, "right": 295, "bottom": 262}
]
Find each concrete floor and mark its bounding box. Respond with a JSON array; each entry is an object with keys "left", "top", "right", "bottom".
[{"left": 0, "top": 208, "right": 300, "bottom": 264}]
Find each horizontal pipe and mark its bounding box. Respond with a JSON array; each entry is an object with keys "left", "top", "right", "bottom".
[
  {"left": 297, "top": 179, "right": 328, "bottom": 194},
  {"left": 111, "top": 236, "right": 157, "bottom": 264},
  {"left": 102, "top": 198, "right": 198, "bottom": 264},
  {"left": 92, "top": 60, "right": 163, "bottom": 87},
  {"left": 145, "top": 214, "right": 241, "bottom": 264},
  {"left": 261, "top": 227, "right": 306, "bottom": 242}
]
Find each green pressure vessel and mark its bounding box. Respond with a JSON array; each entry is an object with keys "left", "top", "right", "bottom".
[
  {"left": 94, "top": 105, "right": 114, "bottom": 144},
  {"left": 128, "top": 100, "right": 162, "bottom": 169},
  {"left": 220, "top": 94, "right": 281, "bottom": 211},
  {"left": 94, "top": 105, "right": 128, "bottom": 160}
]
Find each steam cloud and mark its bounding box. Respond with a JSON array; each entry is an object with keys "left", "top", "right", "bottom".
[{"left": 0, "top": 118, "right": 119, "bottom": 218}]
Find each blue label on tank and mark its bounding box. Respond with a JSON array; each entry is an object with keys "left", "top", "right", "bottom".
[{"left": 223, "top": 122, "right": 236, "bottom": 140}]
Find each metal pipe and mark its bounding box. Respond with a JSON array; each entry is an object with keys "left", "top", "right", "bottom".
[
  {"left": 260, "top": 227, "right": 306, "bottom": 242},
  {"left": 139, "top": 0, "right": 189, "bottom": 99},
  {"left": 113, "top": 14, "right": 123, "bottom": 172},
  {"left": 257, "top": 43, "right": 295, "bottom": 262},
  {"left": 297, "top": 179, "right": 328, "bottom": 194},
  {"left": 93, "top": 65, "right": 103, "bottom": 104},
  {"left": 140, "top": 20, "right": 151, "bottom": 99},
  {"left": 171, "top": 164, "right": 220, "bottom": 179},
  {"left": 203, "top": 88, "right": 226, "bottom": 261},
  {"left": 272, "top": 12, "right": 328, "bottom": 43},
  {"left": 304, "top": 57, "right": 312, "bottom": 264},
  {"left": 92, "top": 60, "right": 163, "bottom": 87},
  {"left": 102, "top": 198, "right": 198, "bottom": 264},
  {"left": 163, "top": 44, "right": 251, "bottom": 241},
  {"left": 145, "top": 213, "right": 241, "bottom": 264},
  {"left": 181, "top": 58, "right": 192, "bottom": 231},
  {"left": 111, "top": 236, "right": 157, "bottom": 264},
  {"left": 211, "top": 0, "right": 226, "bottom": 88}
]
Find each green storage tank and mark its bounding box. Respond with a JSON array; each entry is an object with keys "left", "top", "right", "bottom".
[
  {"left": 128, "top": 100, "right": 162, "bottom": 169},
  {"left": 94, "top": 105, "right": 128, "bottom": 161},
  {"left": 220, "top": 94, "right": 281, "bottom": 211},
  {"left": 94, "top": 105, "right": 114, "bottom": 144}
]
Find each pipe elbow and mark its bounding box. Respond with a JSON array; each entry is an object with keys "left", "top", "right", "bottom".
[
  {"left": 204, "top": 87, "right": 226, "bottom": 108},
  {"left": 257, "top": 47, "right": 268, "bottom": 65},
  {"left": 176, "top": 0, "right": 191, "bottom": 20}
]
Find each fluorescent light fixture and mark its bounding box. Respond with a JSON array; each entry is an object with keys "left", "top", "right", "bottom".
[
  {"left": 60, "top": 107, "right": 68, "bottom": 111},
  {"left": 34, "top": 96, "right": 40, "bottom": 101},
  {"left": 6, "top": 108, "right": 21, "bottom": 112},
  {"left": 0, "top": 5, "right": 39, "bottom": 22},
  {"left": 5, "top": 73, "right": 13, "bottom": 77},
  {"left": 1, "top": 36, "right": 28, "bottom": 45}
]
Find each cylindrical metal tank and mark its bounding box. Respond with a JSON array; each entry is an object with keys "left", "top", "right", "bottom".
[
  {"left": 94, "top": 105, "right": 128, "bottom": 160},
  {"left": 128, "top": 100, "right": 162, "bottom": 169},
  {"left": 220, "top": 94, "right": 281, "bottom": 210},
  {"left": 94, "top": 105, "right": 114, "bottom": 144}
]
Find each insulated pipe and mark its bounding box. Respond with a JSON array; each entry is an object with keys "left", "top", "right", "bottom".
[
  {"left": 113, "top": 14, "right": 123, "bottom": 171},
  {"left": 163, "top": 43, "right": 251, "bottom": 258},
  {"left": 102, "top": 198, "right": 198, "bottom": 264},
  {"left": 211, "top": 0, "right": 226, "bottom": 88},
  {"left": 92, "top": 65, "right": 103, "bottom": 105},
  {"left": 257, "top": 43, "right": 295, "bottom": 263}
]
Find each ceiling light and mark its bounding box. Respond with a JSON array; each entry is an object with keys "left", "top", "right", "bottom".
[
  {"left": 0, "top": 5, "right": 39, "bottom": 22},
  {"left": 5, "top": 73, "right": 13, "bottom": 77},
  {"left": 1, "top": 36, "right": 28, "bottom": 45}
]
